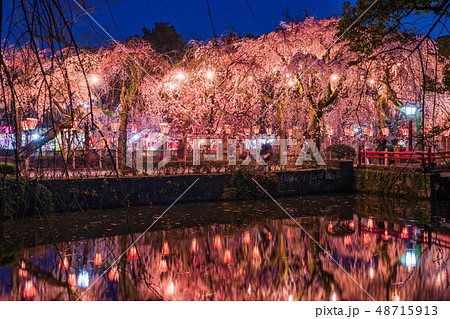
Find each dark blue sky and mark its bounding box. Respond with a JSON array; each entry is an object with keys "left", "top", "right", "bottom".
[{"left": 94, "top": 0, "right": 352, "bottom": 42}]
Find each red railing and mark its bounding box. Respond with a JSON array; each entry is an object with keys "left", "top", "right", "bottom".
[{"left": 358, "top": 148, "right": 450, "bottom": 169}]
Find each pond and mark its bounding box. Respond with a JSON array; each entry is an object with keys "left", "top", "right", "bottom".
[{"left": 0, "top": 194, "right": 449, "bottom": 301}]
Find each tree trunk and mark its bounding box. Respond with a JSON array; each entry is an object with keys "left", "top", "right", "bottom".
[{"left": 118, "top": 104, "right": 129, "bottom": 175}]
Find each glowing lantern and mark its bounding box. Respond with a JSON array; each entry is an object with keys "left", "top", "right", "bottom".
[
  {"left": 252, "top": 125, "right": 260, "bottom": 135},
  {"left": 401, "top": 227, "right": 409, "bottom": 239},
  {"left": 327, "top": 128, "right": 334, "bottom": 136},
  {"left": 367, "top": 219, "right": 374, "bottom": 229},
  {"left": 383, "top": 230, "right": 390, "bottom": 241},
  {"left": 344, "top": 236, "right": 352, "bottom": 246},
  {"left": 444, "top": 130, "right": 450, "bottom": 137},
  {"left": 350, "top": 130, "right": 356, "bottom": 137},
  {"left": 287, "top": 128, "right": 293, "bottom": 136},
  {"left": 265, "top": 127, "right": 272, "bottom": 135},
  {"left": 110, "top": 121, "right": 120, "bottom": 133},
  {"left": 129, "top": 246, "right": 137, "bottom": 260},
  {"left": 160, "top": 122, "right": 171, "bottom": 135},
  {"left": 252, "top": 246, "right": 260, "bottom": 259},
  {"left": 349, "top": 221, "right": 355, "bottom": 230},
  {"left": 327, "top": 223, "right": 333, "bottom": 233},
  {"left": 94, "top": 253, "right": 103, "bottom": 266},
  {"left": 72, "top": 120, "right": 80, "bottom": 130},
  {"left": 68, "top": 273, "right": 77, "bottom": 287},
  {"left": 401, "top": 128, "right": 409, "bottom": 136},
  {"left": 243, "top": 231, "right": 251, "bottom": 244},
  {"left": 25, "top": 118, "right": 38, "bottom": 131},
  {"left": 214, "top": 236, "right": 222, "bottom": 249},
  {"left": 332, "top": 292, "right": 337, "bottom": 301},
  {"left": 108, "top": 267, "right": 119, "bottom": 281},
  {"left": 23, "top": 280, "right": 36, "bottom": 298},
  {"left": 162, "top": 241, "right": 170, "bottom": 255},
  {"left": 191, "top": 238, "right": 199, "bottom": 253},
  {"left": 224, "top": 124, "right": 232, "bottom": 135},
  {"left": 244, "top": 127, "right": 251, "bottom": 136},
  {"left": 99, "top": 138, "right": 107, "bottom": 148},
  {"left": 130, "top": 124, "right": 138, "bottom": 134},
  {"left": 224, "top": 249, "right": 232, "bottom": 263},
  {"left": 96, "top": 122, "right": 104, "bottom": 131},
  {"left": 363, "top": 127, "right": 371, "bottom": 135},
  {"left": 59, "top": 257, "right": 69, "bottom": 270},
  {"left": 368, "top": 129, "right": 374, "bottom": 137},
  {"left": 19, "top": 269, "right": 28, "bottom": 277},
  {"left": 363, "top": 234, "right": 371, "bottom": 245},
  {"left": 215, "top": 126, "right": 223, "bottom": 135},
  {"left": 169, "top": 281, "right": 174, "bottom": 295},
  {"left": 266, "top": 232, "right": 272, "bottom": 240},
  {"left": 381, "top": 127, "right": 390, "bottom": 136},
  {"left": 77, "top": 270, "right": 89, "bottom": 288},
  {"left": 344, "top": 127, "right": 352, "bottom": 136},
  {"left": 160, "top": 260, "right": 168, "bottom": 273},
  {"left": 369, "top": 267, "right": 374, "bottom": 280}
]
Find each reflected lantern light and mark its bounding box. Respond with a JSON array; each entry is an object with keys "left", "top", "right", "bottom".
[
  {"left": 224, "top": 249, "right": 232, "bottom": 263},
  {"left": 59, "top": 257, "right": 69, "bottom": 270},
  {"left": 78, "top": 270, "right": 89, "bottom": 288},
  {"left": 160, "top": 259, "right": 168, "bottom": 273},
  {"left": 252, "top": 125, "right": 260, "bottom": 135},
  {"left": 23, "top": 280, "right": 36, "bottom": 298},
  {"left": 108, "top": 267, "right": 119, "bottom": 281},
  {"left": 344, "top": 235, "right": 352, "bottom": 246},
  {"left": 252, "top": 246, "right": 260, "bottom": 259},
  {"left": 214, "top": 236, "right": 222, "bottom": 249},
  {"left": 191, "top": 238, "right": 199, "bottom": 253},
  {"left": 94, "top": 253, "right": 103, "bottom": 266},
  {"left": 110, "top": 122, "right": 120, "bottom": 133},
  {"left": 68, "top": 273, "right": 77, "bottom": 287},
  {"left": 162, "top": 241, "right": 170, "bottom": 255},
  {"left": 243, "top": 231, "right": 251, "bottom": 245},
  {"left": 129, "top": 246, "right": 138, "bottom": 260}
]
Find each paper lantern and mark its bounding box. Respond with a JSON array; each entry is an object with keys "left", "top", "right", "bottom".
[
  {"left": 401, "top": 128, "right": 409, "bottom": 136},
  {"left": 224, "top": 249, "right": 232, "bottom": 263},
  {"left": 349, "top": 221, "right": 355, "bottom": 230},
  {"left": 191, "top": 238, "right": 199, "bottom": 253},
  {"left": 443, "top": 130, "right": 450, "bottom": 137},
  {"left": 383, "top": 230, "right": 390, "bottom": 241},
  {"left": 367, "top": 219, "right": 374, "bottom": 229},
  {"left": 130, "top": 124, "right": 138, "bottom": 134},
  {"left": 108, "top": 267, "right": 119, "bottom": 281},
  {"left": 72, "top": 120, "right": 80, "bottom": 130},
  {"left": 328, "top": 223, "right": 333, "bottom": 233},
  {"left": 252, "top": 125, "right": 260, "bottom": 135},
  {"left": 68, "top": 273, "right": 77, "bottom": 287},
  {"left": 252, "top": 246, "right": 260, "bottom": 259},
  {"left": 381, "top": 127, "right": 390, "bottom": 136},
  {"left": 244, "top": 127, "right": 251, "bottom": 136},
  {"left": 96, "top": 122, "right": 104, "bottom": 131},
  {"left": 286, "top": 229, "right": 292, "bottom": 239},
  {"left": 265, "top": 127, "right": 272, "bottom": 135},
  {"left": 344, "top": 236, "right": 352, "bottom": 246},
  {"left": 266, "top": 232, "right": 272, "bottom": 240},
  {"left": 94, "top": 253, "right": 103, "bottom": 266},
  {"left": 287, "top": 128, "right": 293, "bottom": 136},
  {"left": 162, "top": 242, "right": 170, "bottom": 255},
  {"left": 344, "top": 127, "right": 352, "bottom": 136},
  {"left": 128, "top": 246, "right": 137, "bottom": 260},
  {"left": 224, "top": 124, "right": 232, "bottom": 134},
  {"left": 368, "top": 129, "right": 374, "bottom": 137},
  {"left": 110, "top": 122, "right": 120, "bottom": 133},
  {"left": 213, "top": 236, "right": 222, "bottom": 249},
  {"left": 401, "top": 227, "right": 409, "bottom": 239},
  {"left": 327, "top": 128, "right": 334, "bottom": 136},
  {"left": 160, "top": 123, "right": 171, "bottom": 135},
  {"left": 363, "top": 234, "right": 371, "bottom": 245},
  {"left": 243, "top": 231, "right": 251, "bottom": 245},
  {"left": 59, "top": 257, "right": 69, "bottom": 270},
  {"left": 26, "top": 118, "right": 38, "bottom": 131},
  {"left": 23, "top": 280, "right": 36, "bottom": 298},
  {"left": 215, "top": 126, "right": 223, "bottom": 135},
  {"left": 160, "top": 260, "right": 168, "bottom": 273},
  {"left": 363, "top": 127, "right": 371, "bottom": 135}
]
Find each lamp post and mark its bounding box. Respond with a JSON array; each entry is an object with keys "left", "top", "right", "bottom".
[
  {"left": 159, "top": 122, "right": 171, "bottom": 160},
  {"left": 110, "top": 121, "right": 120, "bottom": 169},
  {"left": 401, "top": 105, "right": 417, "bottom": 151},
  {"left": 21, "top": 118, "right": 38, "bottom": 172}
]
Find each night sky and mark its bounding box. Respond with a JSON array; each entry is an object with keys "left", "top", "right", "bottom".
[{"left": 94, "top": 0, "right": 352, "bottom": 42}]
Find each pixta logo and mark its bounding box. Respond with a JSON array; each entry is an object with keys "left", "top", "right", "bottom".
[{"left": 126, "top": 131, "right": 324, "bottom": 175}]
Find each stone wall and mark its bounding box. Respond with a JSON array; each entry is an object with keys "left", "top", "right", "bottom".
[{"left": 37, "top": 168, "right": 354, "bottom": 212}]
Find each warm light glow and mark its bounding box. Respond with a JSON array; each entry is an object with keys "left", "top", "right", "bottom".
[
  {"left": 191, "top": 238, "right": 199, "bottom": 253},
  {"left": 252, "top": 125, "right": 260, "bottom": 135},
  {"left": 369, "top": 79, "right": 375, "bottom": 84},
  {"left": 252, "top": 246, "right": 260, "bottom": 259},
  {"left": 243, "top": 231, "right": 251, "bottom": 244},
  {"left": 287, "top": 128, "right": 293, "bottom": 137},
  {"left": 349, "top": 221, "right": 355, "bottom": 230},
  {"left": 205, "top": 70, "right": 214, "bottom": 80},
  {"left": 328, "top": 223, "right": 333, "bottom": 233},
  {"left": 369, "top": 267, "right": 374, "bottom": 280},
  {"left": 224, "top": 249, "right": 232, "bottom": 263},
  {"left": 110, "top": 121, "right": 120, "bottom": 133},
  {"left": 72, "top": 120, "right": 80, "bottom": 130},
  {"left": 330, "top": 74, "right": 338, "bottom": 81},
  {"left": 381, "top": 127, "right": 390, "bottom": 136},
  {"left": 401, "top": 128, "right": 409, "bottom": 136},
  {"left": 130, "top": 124, "right": 138, "bottom": 134},
  {"left": 401, "top": 227, "right": 409, "bottom": 239},
  {"left": 129, "top": 246, "right": 138, "bottom": 260},
  {"left": 332, "top": 292, "right": 337, "bottom": 301},
  {"left": 22, "top": 118, "right": 38, "bottom": 131},
  {"left": 248, "top": 284, "right": 251, "bottom": 296},
  {"left": 402, "top": 105, "right": 417, "bottom": 117},
  {"left": 288, "top": 295, "right": 293, "bottom": 301},
  {"left": 288, "top": 80, "right": 295, "bottom": 86},
  {"left": 244, "top": 127, "right": 251, "bottom": 136},
  {"left": 68, "top": 273, "right": 77, "bottom": 287},
  {"left": 169, "top": 281, "right": 174, "bottom": 295},
  {"left": 266, "top": 232, "right": 272, "bottom": 240},
  {"left": 367, "top": 218, "right": 374, "bottom": 229},
  {"left": 224, "top": 124, "right": 232, "bottom": 135},
  {"left": 96, "top": 122, "right": 104, "bottom": 131},
  {"left": 59, "top": 257, "right": 69, "bottom": 270},
  {"left": 160, "top": 259, "right": 168, "bottom": 273},
  {"left": 162, "top": 242, "right": 170, "bottom": 255},
  {"left": 215, "top": 126, "right": 223, "bottom": 135},
  {"left": 265, "top": 127, "right": 272, "bottom": 135},
  {"left": 214, "top": 235, "right": 222, "bottom": 249},
  {"left": 175, "top": 72, "right": 186, "bottom": 81},
  {"left": 363, "top": 233, "right": 371, "bottom": 245},
  {"left": 108, "top": 267, "right": 119, "bottom": 281},
  {"left": 90, "top": 75, "right": 100, "bottom": 84},
  {"left": 94, "top": 253, "right": 103, "bottom": 266},
  {"left": 23, "top": 280, "right": 36, "bottom": 298},
  {"left": 344, "top": 235, "right": 352, "bottom": 246},
  {"left": 160, "top": 122, "right": 171, "bottom": 135}
]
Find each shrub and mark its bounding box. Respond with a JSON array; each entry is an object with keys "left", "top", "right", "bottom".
[
  {"left": 223, "top": 162, "right": 279, "bottom": 200},
  {"left": 325, "top": 144, "right": 356, "bottom": 161},
  {"left": 0, "top": 163, "right": 16, "bottom": 175}
]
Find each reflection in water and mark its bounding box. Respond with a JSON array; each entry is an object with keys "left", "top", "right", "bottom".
[{"left": 0, "top": 195, "right": 449, "bottom": 301}]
